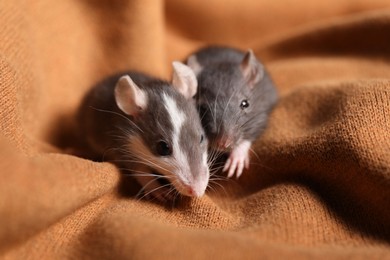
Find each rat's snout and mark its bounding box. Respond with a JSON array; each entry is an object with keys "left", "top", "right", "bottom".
[
  {"left": 184, "top": 166, "right": 209, "bottom": 198},
  {"left": 216, "top": 135, "right": 233, "bottom": 150},
  {"left": 214, "top": 133, "right": 236, "bottom": 151}
]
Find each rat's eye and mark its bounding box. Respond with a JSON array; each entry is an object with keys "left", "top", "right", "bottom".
[
  {"left": 156, "top": 141, "right": 172, "bottom": 156},
  {"left": 200, "top": 134, "right": 204, "bottom": 143},
  {"left": 240, "top": 99, "right": 249, "bottom": 109}
]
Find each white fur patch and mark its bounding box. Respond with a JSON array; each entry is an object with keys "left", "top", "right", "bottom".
[{"left": 162, "top": 92, "right": 189, "bottom": 180}]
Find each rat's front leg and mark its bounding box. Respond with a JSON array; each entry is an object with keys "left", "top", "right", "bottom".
[{"left": 223, "top": 140, "right": 251, "bottom": 178}]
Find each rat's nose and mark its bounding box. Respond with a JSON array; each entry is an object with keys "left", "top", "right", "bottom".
[
  {"left": 187, "top": 187, "right": 195, "bottom": 196},
  {"left": 185, "top": 185, "right": 204, "bottom": 197}
]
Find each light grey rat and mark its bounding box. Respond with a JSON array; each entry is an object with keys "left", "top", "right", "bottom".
[
  {"left": 186, "top": 46, "right": 278, "bottom": 178},
  {"left": 77, "top": 62, "right": 209, "bottom": 202}
]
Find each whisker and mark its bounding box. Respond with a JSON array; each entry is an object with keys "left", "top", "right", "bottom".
[
  {"left": 218, "top": 86, "right": 240, "bottom": 134},
  {"left": 135, "top": 177, "right": 160, "bottom": 200},
  {"left": 208, "top": 180, "right": 229, "bottom": 197},
  {"left": 125, "top": 151, "right": 171, "bottom": 173},
  {"left": 248, "top": 147, "right": 260, "bottom": 161},
  {"left": 138, "top": 182, "right": 173, "bottom": 201},
  {"left": 249, "top": 162, "right": 275, "bottom": 171},
  {"left": 90, "top": 106, "right": 144, "bottom": 133},
  {"left": 109, "top": 157, "right": 171, "bottom": 175}
]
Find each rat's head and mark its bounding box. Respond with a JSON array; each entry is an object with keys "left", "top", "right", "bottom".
[
  {"left": 114, "top": 62, "right": 209, "bottom": 198},
  {"left": 188, "top": 50, "right": 265, "bottom": 152}
]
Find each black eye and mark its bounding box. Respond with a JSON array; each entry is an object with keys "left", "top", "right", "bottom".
[
  {"left": 200, "top": 134, "right": 204, "bottom": 143},
  {"left": 240, "top": 99, "right": 249, "bottom": 109},
  {"left": 156, "top": 141, "right": 172, "bottom": 156}
]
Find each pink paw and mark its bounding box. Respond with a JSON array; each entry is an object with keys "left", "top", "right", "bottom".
[{"left": 222, "top": 140, "right": 251, "bottom": 178}]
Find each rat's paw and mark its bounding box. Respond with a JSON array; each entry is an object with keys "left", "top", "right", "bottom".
[
  {"left": 222, "top": 140, "right": 251, "bottom": 179},
  {"left": 223, "top": 150, "right": 250, "bottom": 178}
]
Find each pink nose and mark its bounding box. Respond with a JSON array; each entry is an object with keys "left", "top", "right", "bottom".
[{"left": 187, "top": 187, "right": 195, "bottom": 196}]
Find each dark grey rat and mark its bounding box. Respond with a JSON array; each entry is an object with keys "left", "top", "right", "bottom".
[
  {"left": 77, "top": 62, "right": 209, "bottom": 202},
  {"left": 186, "top": 46, "right": 278, "bottom": 178}
]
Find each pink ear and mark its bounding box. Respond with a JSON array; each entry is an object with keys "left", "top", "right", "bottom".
[
  {"left": 172, "top": 61, "right": 198, "bottom": 99},
  {"left": 187, "top": 55, "right": 203, "bottom": 76},
  {"left": 240, "top": 49, "right": 264, "bottom": 88},
  {"left": 114, "top": 75, "right": 147, "bottom": 116}
]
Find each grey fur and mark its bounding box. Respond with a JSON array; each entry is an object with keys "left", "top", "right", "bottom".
[
  {"left": 187, "top": 46, "right": 278, "bottom": 149},
  {"left": 77, "top": 71, "right": 208, "bottom": 198}
]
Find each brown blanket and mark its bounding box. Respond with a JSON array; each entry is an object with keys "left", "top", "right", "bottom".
[{"left": 1, "top": 0, "right": 389, "bottom": 259}]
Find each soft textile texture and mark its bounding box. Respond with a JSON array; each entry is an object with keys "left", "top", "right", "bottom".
[{"left": 1, "top": 0, "right": 389, "bottom": 259}]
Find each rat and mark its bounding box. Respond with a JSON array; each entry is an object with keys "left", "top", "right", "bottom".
[
  {"left": 77, "top": 62, "right": 209, "bottom": 202},
  {"left": 186, "top": 46, "right": 278, "bottom": 179}
]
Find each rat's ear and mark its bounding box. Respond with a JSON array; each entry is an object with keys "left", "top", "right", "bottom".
[
  {"left": 115, "top": 75, "right": 147, "bottom": 116},
  {"left": 186, "top": 55, "right": 203, "bottom": 76},
  {"left": 172, "top": 61, "right": 198, "bottom": 99},
  {"left": 240, "top": 49, "right": 264, "bottom": 88}
]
